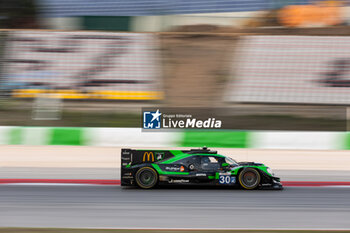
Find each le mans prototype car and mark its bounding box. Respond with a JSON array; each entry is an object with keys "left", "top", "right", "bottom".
[{"left": 121, "top": 147, "right": 283, "bottom": 190}]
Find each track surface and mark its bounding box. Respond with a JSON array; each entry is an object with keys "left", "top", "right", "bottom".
[
  {"left": 2, "top": 167, "right": 350, "bottom": 181},
  {"left": 1, "top": 185, "right": 350, "bottom": 229}
]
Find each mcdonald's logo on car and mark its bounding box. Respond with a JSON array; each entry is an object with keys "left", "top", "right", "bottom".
[{"left": 143, "top": 152, "right": 155, "bottom": 162}]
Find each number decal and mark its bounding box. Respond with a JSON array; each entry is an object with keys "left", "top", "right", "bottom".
[{"left": 219, "top": 175, "right": 236, "bottom": 184}]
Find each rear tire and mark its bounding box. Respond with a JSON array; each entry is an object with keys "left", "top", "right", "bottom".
[
  {"left": 238, "top": 168, "right": 261, "bottom": 190},
  {"left": 135, "top": 167, "right": 158, "bottom": 189}
]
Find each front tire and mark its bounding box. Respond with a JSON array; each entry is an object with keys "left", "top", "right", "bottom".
[
  {"left": 135, "top": 167, "right": 158, "bottom": 189},
  {"left": 238, "top": 168, "right": 261, "bottom": 190}
]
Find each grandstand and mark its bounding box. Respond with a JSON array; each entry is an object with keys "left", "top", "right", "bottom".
[{"left": 0, "top": 0, "right": 349, "bottom": 128}]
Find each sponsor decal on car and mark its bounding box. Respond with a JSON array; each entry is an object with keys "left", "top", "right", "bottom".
[
  {"left": 218, "top": 172, "right": 232, "bottom": 176},
  {"left": 165, "top": 166, "right": 180, "bottom": 171},
  {"left": 169, "top": 179, "right": 190, "bottom": 183},
  {"left": 155, "top": 152, "right": 164, "bottom": 161},
  {"left": 143, "top": 152, "right": 155, "bottom": 162}
]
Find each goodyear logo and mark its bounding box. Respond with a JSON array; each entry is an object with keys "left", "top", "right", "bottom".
[{"left": 143, "top": 152, "right": 155, "bottom": 162}]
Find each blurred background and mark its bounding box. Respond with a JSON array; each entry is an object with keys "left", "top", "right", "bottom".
[
  {"left": 0, "top": 0, "right": 349, "bottom": 130},
  {"left": 1, "top": 1, "right": 350, "bottom": 231}
]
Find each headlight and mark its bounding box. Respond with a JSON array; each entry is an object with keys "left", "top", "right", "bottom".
[{"left": 267, "top": 167, "right": 274, "bottom": 176}]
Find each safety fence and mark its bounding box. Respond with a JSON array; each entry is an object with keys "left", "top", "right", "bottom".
[{"left": 1, "top": 126, "right": 350, "bottom": 150}]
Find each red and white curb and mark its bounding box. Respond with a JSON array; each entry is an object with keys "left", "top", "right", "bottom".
[
  {"left": 0, "top": 179, "right": 350, "bottom": 187},
  {"left": 0, "top": 179, "right": 120, "bottom": 185},
  {"left": 282, "top": 181, "right": 350, "bottom": 187}
]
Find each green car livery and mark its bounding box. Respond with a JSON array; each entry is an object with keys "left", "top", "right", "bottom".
[{"left": 121, "top": 147, "right": 283, "bottom": 190}]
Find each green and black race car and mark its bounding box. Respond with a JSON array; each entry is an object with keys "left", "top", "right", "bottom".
[{"left": 121, "top": 147, "right": 283, "bottom": 190}]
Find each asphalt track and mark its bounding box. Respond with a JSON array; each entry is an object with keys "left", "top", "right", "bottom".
[
  {"left": 1, "top": 185, "right": 350, "bottom": 229},
  {"left": 2, "top": 167, "right": 350, "bottom": 181}
]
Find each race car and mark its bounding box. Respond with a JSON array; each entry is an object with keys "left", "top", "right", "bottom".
[{"left": 121, "top": 147, "right": 283, "bottom": 190}]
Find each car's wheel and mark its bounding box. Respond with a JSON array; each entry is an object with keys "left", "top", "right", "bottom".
[
  {"left": 135, "top": 167, "right": 158, "bottom": 189},
  {"left": 238, "top": 168, "right": 261, "bottom": 190}
]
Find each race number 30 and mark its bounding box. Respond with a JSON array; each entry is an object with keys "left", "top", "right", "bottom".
[{"left": 219, "top": 175, "right": 236, "bottom": 184}]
